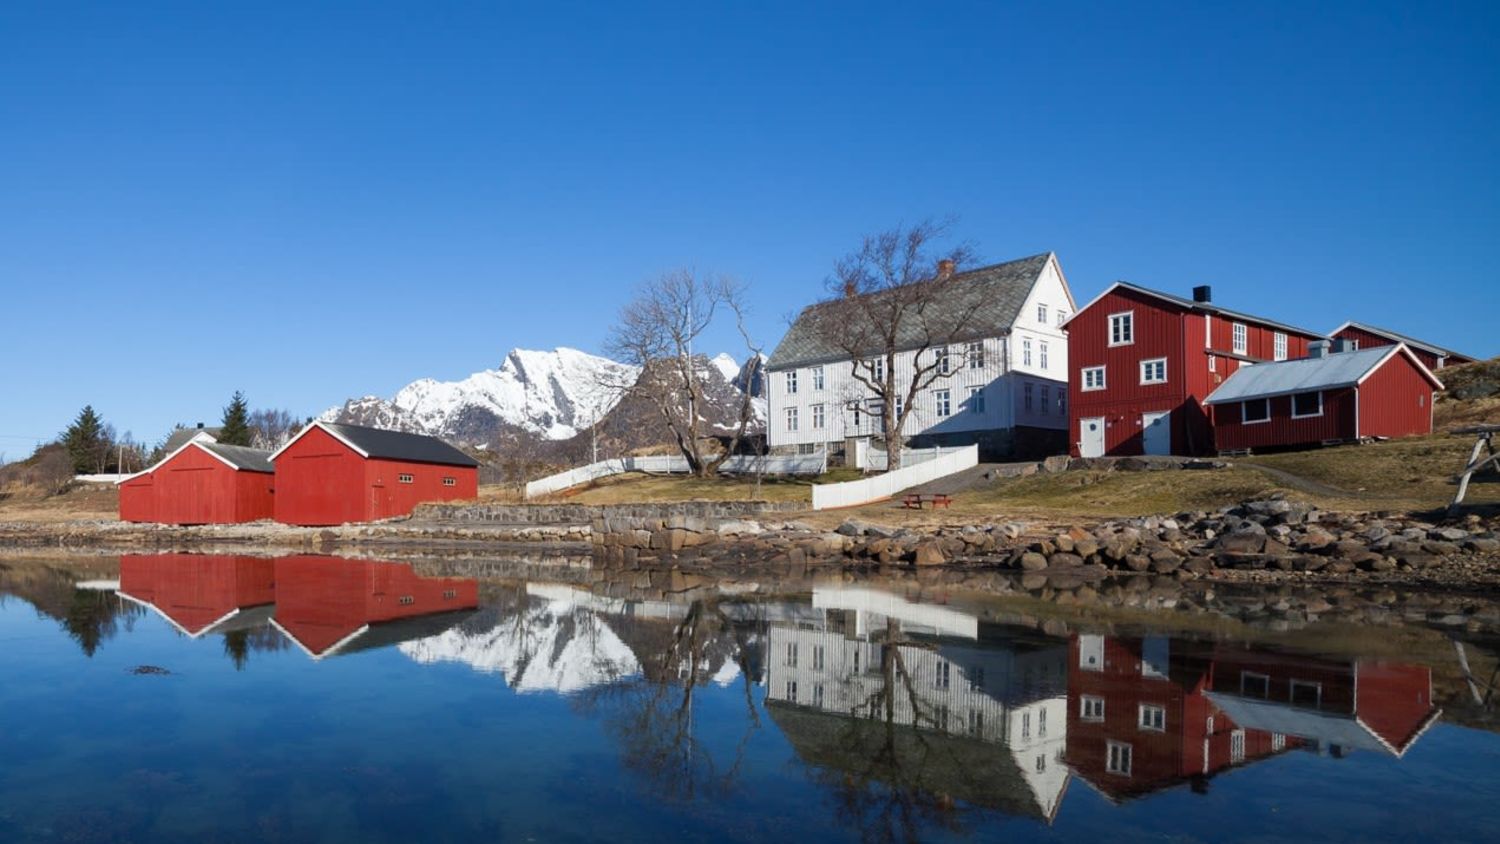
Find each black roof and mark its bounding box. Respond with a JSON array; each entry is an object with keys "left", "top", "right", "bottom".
[
  {"left": 321, "top": 422, "right": 479, "bottom": 467},
  {"left": 767, "top": 253, "right": 1054, "bottom": 371},
  {"left": 199, "top": 442, "right": 274, "bottom": 473}
]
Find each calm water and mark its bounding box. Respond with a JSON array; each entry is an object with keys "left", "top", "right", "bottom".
[{"left": 1, "top": 554, "right": 1498, "bottom": 843}]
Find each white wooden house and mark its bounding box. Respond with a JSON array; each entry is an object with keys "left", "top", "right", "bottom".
[{"left": 766, "top": 252, "right": 1075, "bottom": 461}]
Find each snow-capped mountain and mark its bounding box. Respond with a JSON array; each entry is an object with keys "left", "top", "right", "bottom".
[{"left": 322, "top": 347, "right": 638, "bottom": 444}]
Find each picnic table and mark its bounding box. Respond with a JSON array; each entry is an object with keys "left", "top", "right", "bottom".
[
  {"left": 902, "top": 493, "right": 952, "bottom": 510},
  {"left": 1450, "top": 424, "right": 1500, "bottom": 513}
]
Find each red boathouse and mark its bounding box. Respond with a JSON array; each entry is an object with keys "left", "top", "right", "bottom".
[
  {"left": 116, "top": 553, "right": 277, "bottom": 637},
  {"left": 1205, "top": 343, "right": 1442, "bottom": 454},
  {"left": 1330, "top": 321, "right": 1477, "bottom": 371},
  {"left": 270, "top": 421, "right": 479, "bottom": 526},
  {"left": 118, "top": 435, "right": 275, "bottom": 524},
  {"left": 1065, "top": 283, "right": 1325, "bottom": 457}
]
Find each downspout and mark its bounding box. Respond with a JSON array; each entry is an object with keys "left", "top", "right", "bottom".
[{"left": 1354, "top": 386, "right": 1361, "bottom": 440}]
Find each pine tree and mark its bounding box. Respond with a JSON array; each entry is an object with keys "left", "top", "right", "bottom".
[
  {"left": 61, "top": 405, "right": 108, "bottom": 474},
  {"left": 220, "top": 391, "right": 252, "bottom": 446}
]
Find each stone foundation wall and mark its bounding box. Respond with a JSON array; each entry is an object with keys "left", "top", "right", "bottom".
[{"left": 413, "top": 500, "right": 802, "bottom": 526}]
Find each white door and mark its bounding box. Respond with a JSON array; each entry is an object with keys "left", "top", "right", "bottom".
[
  {"left": 1079, "top": 417, "right": 1106, "bottom": 458},
  {"left": 1142, "top": 410, "right": 1171, "bottom": 455}
]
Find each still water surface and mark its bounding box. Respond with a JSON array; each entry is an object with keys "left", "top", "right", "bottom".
[{"left": 1, "top": 553, "right": 1497, "bottom": 843}]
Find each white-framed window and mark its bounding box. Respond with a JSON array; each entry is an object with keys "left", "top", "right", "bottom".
[
  {"left": 1138, "top": 704, "right": 1166, "bottom": 732},
  {"left": 1022, "top": 337, "right": 1033, "bottom": 367},
  {"left": 968, "top": 665, "right": 985, "bottom": 691},
  {"left": 797, "top": 443, "right": 819, "bottom": 455},
  {"left": 398, "top": 473, "right": 414, "bottom": 484},
  {"left": 966, "top": 341, "right": 984, "bottom": 369},
  {"left": 1350, "top": 339, "right": 1360, "bottom": 350},
  {"left": 1140, "top": 357, "right": 1167, "bottom": 385},
  {"left": 1242, "top": 398, "right": 1270, "bottom": 424},
  {"left": 785, "top": 680, "right": 798, "bottom": 703},
  {"left": 1039, "top": 340, "right": 1050, "bottom": 369},
  {"left": 1022, "top": 712, "right": 1032, "bottom": 739},
  {"left": 1081, "top": 695, "right": 1105, "bottom": 722},
  {"left": 1023, "top": 382, "right": 1034, "bottom": 411},
  {"left": 968, "top": 710, "right": 984, "bottom": 737},
  {"left": 1233, "top": 322, "right": 1248, "bottom": 355},
  {"left": 934, "top": 660, "right": 951, "bottom": 690},
  {"left": 785, "top": 642, "right": 798, "bottom": 667},
  {"left": 968, "top": 386, "right": 985, "bottom": 414},
  {"left": 935, "top": 346, "right": 952, "bottom": 374},
  {"left": 1039, "top": 385, "right": 1050, "bottom": 415},
  {"left": 1058, "top": 388, "right": 1067, "bottom": 416},
  {"left": 1082, "top": 366, "right": 1106, "bottom": 391},
  {"left": 813, "top": 684, "right": 825, "bottom": 708},
  {"left": 1290, "top": 679, "right": 1323, "bottom": 709},
  {"left": 442, "top": 476, "right": 456, "bottom": 487},
  {"left": 1106, "top": 741, "right": 1133, "bottom": 776},
  {"left": 1057, "top": 309, "right": 1068, "bottom": 326},
  {"left": 1274, "top": 332, "right": 1288, "bottom": 361},
  {"left": 1241, "top": 671, "right": 1270, "bottom": 698},
  {"left": 1231, "top": 729, "right": 1246, "bottom": 763},
  {"left": 1038, "top": 303, "right": 1048, "bottom": 323},
  {"left": 1036, "top": 754, "right": 1047, "bottom": 773},
  {"left": 811, "top": 645, "right": 825, "bottom": 672},
  {"left": 1109, "top": 312, "right": 1134, "bottom": 346},
  {"left": 785, "top": 370, "right": 798, "bottom": 394},
  {"left": 935, "top": 389, "right": 951, "bottom": 417},
  {"left": 1039, "top": 707, "right": 1048, "bottom": 737},
  {"left": 784, "top": 406, "right": 799, "bottom": 432},
  {"left": 1209, "top": 353, "right": 1217, "bottom": 373},
  {"left": 811, "top": 365, "right": 825, "bottom": 391},
  {"left": 868, "top": 357, "right": 886, "bottom": 382},
  {"left": 1291, "top": 391, "right": 1322, "bottom": 418},
  {"left": 894, "top": 396, "right": 904, "bottom": 420},
  {"left": 811, "top": 403, "right": 826, "bottom": 429},
  {"left": 1272, "top": 733, "right": 1286, "bottom": 752}
]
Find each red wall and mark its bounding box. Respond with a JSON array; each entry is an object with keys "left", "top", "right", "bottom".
[
  {"left": 1358, "top": 354, "right": 1437, "bottom": 439},
  {"left": 1354, "top": 661, "right": 1435, "bottom": 752},
  {"left": 272, "top": 427, "right": 479, "bottom": 526},
  {"left": 1068, "top": 287, "right": 1321, "bottom": 457},
  {"left": 118, "top": 446, "right": 274, "bottom": 524},
  {"left": 118, "top": 553, "right": 276, "bottom": 634},
  {"left": 272, "top": 556, "right": 479, "bottom": 655},
  {"left": 1333, "top": 326, "right": 1460, "bottom": 370},
  {"left": 1212, "top": 387, "right": 1357, "bottom": 452}
]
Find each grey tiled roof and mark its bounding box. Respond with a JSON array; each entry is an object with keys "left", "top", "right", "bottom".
[
  {"left": 323, "top": 422, "right": 479, "bottom": 467},
  {"left": 200, "top": 442, "right": 274, "bottom": 473},
  {"left": 1337, "top": 321, "right": 1475, "bottom": 361},
  {"left": 767, "top": 253, "right": 1053, "bottom": 371},
  {"left": 1203, "top": 346, "right": 1440, "bottom": 405}
]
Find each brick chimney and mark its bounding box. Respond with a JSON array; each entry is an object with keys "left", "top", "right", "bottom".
[{"left": 937, "top": 258, "right": 955, "bottom": 279}]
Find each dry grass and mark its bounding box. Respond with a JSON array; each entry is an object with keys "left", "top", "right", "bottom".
[
  {"left": 534, "top": 468, "right": 866, "bottom": 505},
  {"left": 1242, "top": 433, "right": 1500, "bottom": 511},
  {"left": 0, "top": 482, "right": 118, "bottom": 523}
]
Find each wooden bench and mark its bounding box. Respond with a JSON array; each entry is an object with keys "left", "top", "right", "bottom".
[{"left": 902, "top": 493, "right": 952, "bottom": 510}]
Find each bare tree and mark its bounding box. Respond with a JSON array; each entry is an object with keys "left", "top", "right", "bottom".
[
  {"left": 804, "top": 219, "right": 977, "bottom": 470},
  {"left": 248, "top": 408, "right": 299, "bottom": 451},
  {"left": 603, "top": 270, "right": 761, "bottom": 477}
]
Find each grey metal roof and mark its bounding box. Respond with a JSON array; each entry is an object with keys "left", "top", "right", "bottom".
[
  {"left": 1111, "top": 281, "right": 1325, "bottom": 340},
  {"left": 164, "top": 426, "right": 221, "bottom": 451},
  {"left": 766, "top": 253, "right": 1053, "bottom": 371},
  {"left": 1336, "top": 321, "right": 1475, "bottom": 361},
  {"left": 1203, "top": 346, "right": 1434, "bottom": 405},
  {"left": 323, "top": 422, "right": 480, "bottom": 467},
  {"left": 199, "top": 442, "right": 274, "bottom": 473}
]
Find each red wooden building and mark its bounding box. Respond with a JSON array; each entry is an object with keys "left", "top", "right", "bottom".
[
  {"left": 1331, "top": 321, "right": 1478, "bottom": 371},
  {"left": 118, "top": 435, "right": 275, "bottom": 525},
  {"left": 1065, "top": 283, "right": 1325, "bottom": 457},
  {"left": 116, "top": 553, "right": 276, "bottom": 637},
  {"left": 270, "top": 421, "right": 479, "bottom": 526},
  {"left": 270, "top": 555, "right": 479, "bottom": 659},
  {"left": 1205, "top": 343, "right": 1443, "bottom": 453}
]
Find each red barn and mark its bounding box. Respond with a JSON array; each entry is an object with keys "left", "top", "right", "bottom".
[
  {"left": 1331, "top": 321, "right": 1478, "bottom": 371},
  {"left": 1066, "top": 283, "right": 1325, "bottom": 457},
  {"left": 118, "top": 436, "right": 275, "bottom": 524},
  {"left": 270, "top": 422, "right": 479, "bottom": 526},
  {"left": 116, "top": 553, "right": 277, "bottom": 637},
  {"left": 1205, "top": 343, "right": 1442, "bottom": 453},
  {"left": 269, "top": 555, "right": 479, "bottom": 659}
]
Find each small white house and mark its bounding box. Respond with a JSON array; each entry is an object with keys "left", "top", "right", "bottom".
[{"left": 766, "top": 252, "right": 1075, "bottom": 461}]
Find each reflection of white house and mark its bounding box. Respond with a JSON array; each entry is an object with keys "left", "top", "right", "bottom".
[
  {"left": 765, "top": 586, "right": 1071, "bottom": 820},
  {"left": 766, "top": 253, "right": 1076, "bottom": 461}
]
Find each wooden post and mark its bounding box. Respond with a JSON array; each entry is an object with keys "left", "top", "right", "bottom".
[{"left": 1450, "top": 425, "right": 1500, "bottom": 514}]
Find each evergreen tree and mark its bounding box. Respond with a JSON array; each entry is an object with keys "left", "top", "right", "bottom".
[
  {"left": 220, "top": 391, "right": 252, "bottom": 446},
  {"left": 61, "top": 405, "right": 109, "bottom": 473}
]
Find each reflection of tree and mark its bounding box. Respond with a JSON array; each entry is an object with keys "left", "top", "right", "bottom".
[
  {"left": 580, "top": 598, "right": 763, "bottom": 802},
  {"left": 64, "top": 588, "right": 142, "bottom": 657},
  {"left": 223, "top": 630, "right": 250, "bottom": 670},
  {"left": 812, "top": 618, "right": 965, "bottom": 844}
]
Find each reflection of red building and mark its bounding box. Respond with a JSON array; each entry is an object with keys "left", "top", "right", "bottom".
[
  {"left": 116, "top": 554, "right": 276, "bottom": 637},
  {"left": 270, "top": 556, "right": 479, "bottom": 659},
  {"left": 118, "top": 438, "right": 275, "bottom": 524},
  {"left": 1066, "top": 635, "right": 1441, "bottom": 801}
]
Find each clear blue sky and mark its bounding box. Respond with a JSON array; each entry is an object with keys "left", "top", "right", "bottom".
[{"left": 2, "top": 1, "right": 1496, "bottom": 454}]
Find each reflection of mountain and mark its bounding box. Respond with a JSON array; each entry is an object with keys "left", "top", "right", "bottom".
[
  {"left": 1066, "top": 635, "right": 1442, "bottom": 803},
  {"left": 400, "top": 587, "right": 641, "bottom": 693},
  {"left": 271, "top": 556, "right": 479, "bottom": 660},
  {"left": 117, "top": 554, "right": 275, "bottom": 638},
  {"left": 766, "top": 585, "right": 1071, "bottom": 822}
]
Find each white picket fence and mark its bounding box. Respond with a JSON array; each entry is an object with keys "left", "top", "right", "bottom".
[
  {"left": 525, "top": 450, "right": 827, "bottom": 498},
  {"left": 810, "top": 444, "right": 978, "bottom": 510},
  {"left": 851, "top": 441, "right": 972, "bottom": 472}
]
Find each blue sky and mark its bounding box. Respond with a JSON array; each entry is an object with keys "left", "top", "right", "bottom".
[{"left": 1, "top": 1, "right": 1496, "bottom": 453}]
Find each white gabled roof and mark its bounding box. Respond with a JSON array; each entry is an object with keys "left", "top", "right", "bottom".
[
  {"left": 1203, "top": 344, "right": 1443, "bottom": 406},
  {"left": 268, "top": 420, "right": 369, "bottom": 462}
]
